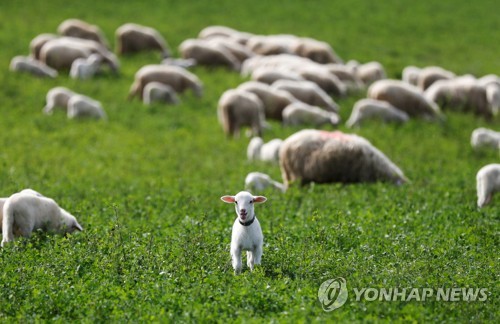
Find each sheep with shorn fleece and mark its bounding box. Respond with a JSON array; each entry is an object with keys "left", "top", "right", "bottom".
[
  {"left": 348, "top": 61, "right": 387, "bottom": 86},
  {"left": 279, "top": 129, "right": 407, "bottom": 188},
  {"left": 246, "top": 34, "right": 298, "bottom": 56},
  {"left": 251, "top": 67, "right": 305, "bottom": 85},
  {"left": 245, "top": 172, "right": 286, "bottom": 193},
  {"left": 143, "top": 81, "right": 179, "bottom": 105},
  {"left": 69, "top": 53, "right": 102, "bottom": 79},
  {"left": 221, "top": 191, "right": 267, "bottom": 274},
  {"left": 247, "top": 137, "right": 283, "bottom": 164},
  {"left": 476, "top": 164, "right": 500, "bottom": 208},
  {"left": 291, "top": 36, "right": 343, "bottom": 64},
  {"left": 282, "top": 102, "right": 340, "bottom": 127},
  {"left": 424, "top": 76, "right": 494, "bottom": 119},
  {"left": 128, "top": 64, "right": 203, "bottom": 100},
  {"left": 206, "top": 37, "right": 255, "bottom": 63},
  {"left": 179, "top": 39, "right": 240, "bottom": 71},
  {"left": 346, "top": 98, "right": 409, "bottom": 128},
  {"left": 470, "top": 128, "right": 500, "bottom": 150},
  {"left": 368, "top": 79, "right": 442, "bottom": 120},
  {"left": 39, "top": 37, "right": 119, "bottom": 73},
  {"left": 115, "top": 23, "right": 170, "bottom": 57},
  {"left": 67, "top": 94, "right": 107, "bottom": 120},
  {"left": 57, "top": 18, "right": 109, "bottom": 48},
  {"left": 416, "top": 66, "right": 456, "bottom": 90},
  {"left": 217, "top": 89, "right": 266, "bottom": 138},
  {"left": 10, "top": 55, "right": 58, "bottom": 78},
  {"left": 325, "top": 64, "right": 364, "bottom": 91},
  {"left": 43, "top": 86, "right": 76, "bottom": 114},
  {"left": 295, "top": 65, "right": 347, "bottom": 97},
  {"left": 2, "top": 192, "right": 82, "bottom": 247},
  {"left": 237, "top": 81, "right": 296, "bottom": 120},
  {"left": 272, "top": 79, "right": 339, "bottom": 112}
]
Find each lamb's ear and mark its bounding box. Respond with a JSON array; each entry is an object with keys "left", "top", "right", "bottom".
[
  {"left": 253, "top": 196, "right": 267, "bottom": 203},
  {"left": 221, "top": 196, "right": 236, "bottom": 203}
]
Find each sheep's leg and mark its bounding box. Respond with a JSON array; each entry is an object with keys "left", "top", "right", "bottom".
[
  {"left": 231, "top": 246, "right": 242, "bottom": 274},
  {"left": 246, "top": 251, "right": 254, "bottom": 270},
  {"left": 253, "top": 245, "right": 262, "bottom": 267}
]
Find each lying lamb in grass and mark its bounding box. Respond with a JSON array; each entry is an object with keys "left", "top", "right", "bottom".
[
  {"left": 470, "top": 128, "right": 500, "bottom": 150},
  {"left": 2, "top": 191, "right": 82, "bottom": 247},
  {"left": 245, "top": 172, "right": 286, "bottom": 193},
  {"left": 346, "top": 98, "right": 409, "bottom": 128},
  {"left": 476, "top": 164, "right": 500, "bottom": 208},
  {"left": 221, "top": 191, "right": 267, "bottom": 274},
  {"left": 10, "top": 55, "right": 58, "bottom": 78},
  {"left": 279, "top": 129, "right": 407, "bottom": 188},
  {"left": 70, "top": 53, "right": 102, "bottom": 79},
  {"left": 247, "top": 137, "right": 283, "bottom": 164}
]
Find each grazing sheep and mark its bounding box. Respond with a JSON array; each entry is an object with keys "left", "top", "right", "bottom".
[
  {"left": 251, "top": 67, "right": 305, "bottom": 85},
  {"left": 476, "top": 164, "right": 500, "bottom": 208},
  {"left": 115, "top": 23, "right": 170, "bottom": 57},
  {"left": 416, "top": 66, "right": 456, "bottom": 90},
  {"left": 282, "top": 102, "right": 340, "bottom": 127},
  {"left": 29, "top": 33, "right": 58, "bottom": 59},
  {"left": 247, "top": 137, "right": 283, "bottom": 163},
  {"left": 279, "top": 129, "right": 407, "bottom": 188},
  {"left": 272, "top": 79, "right": 339, "bottom": 112},
  {"left": 179, "top": 39, "right": 240, "bottom": 71},
  {"left": 220, "top": 191, "right": 267, "bottom": 274},
  {"left": 69, "top": 53, "right": 102, "bottom": 79},
  {"left": 67, "top": 94, "right": 107, "bottom": 120},
  {"left": 237, "top": 81, "right": 296, "bottom": 120},
  {"left": 402, "top": 66, "right": 421, "bottom": 86},
  {"left": 217, "top": 89, "right": 266, "bottom": 138},
  {"left": 198, "top": 25, "right": 254, "bottom": 44},
  {"left": 291, "top": 37, "right": 343, "bottom": 64},
  {"left": 246, "top": 34, "right": 298, "bottom": 56},
  {"left": 43, "top": 86, "right": 76, "bottom": 114},
  {"left": 295, "top": 66, "right": 347, "bottom": 97},
  {"left": 39, "top": 37, "right": 119, "bottom": 72},
  {"left": 10, "top": 55, "right": 58, "bottom": 78},
  {"left": 143, "top": 81, "right": 179, "bottom": 105},
  {"left": 245, "top": 172, "right": 286, "bottom": 193},
  {"left": 0, "top": 189, "right": 45, "bottom": 232},
  {"left": 128, "top": 64, "right": 203, "bottom": 100},
  {"left": 57, "top": 18, "right": 109, "bottom": 48},
  {"left": 471, "top": 128, "right": 500, "bottom": 150},
  {"left": 424, "top": 76, "right": 493, "bottom": 119},
  {"left": 351, "top": 61, "right": 387, "bottom": 86},
  {"left": 368, "top": 79, "right": 442, "bottom": 119},
  {"left": 325, "top": 64, "right": 364, "bottom": 91},
  {"left": 2, "top": 192, "right": 82, "bottom": 247},
  {"left": 206, "top": 37, "right": 255, "bottom": 63},
  {"left": 346, "top": 98, "right": 410, "bottom": 128}
]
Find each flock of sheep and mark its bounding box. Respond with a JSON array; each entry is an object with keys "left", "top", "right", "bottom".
[{"left": 3, "top": 19, "right": 500, "bottom": 273}]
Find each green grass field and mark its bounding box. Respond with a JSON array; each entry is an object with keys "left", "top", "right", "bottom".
[{"left": 0, "top": 0, "right": 498, "bottom": 322}]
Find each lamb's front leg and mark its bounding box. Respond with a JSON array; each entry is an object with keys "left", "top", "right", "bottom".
[
  {"left": 247, "top": 251, "right": 254, "bottom": 271},
  {"left": 231, "top": 245, "right": 242, "bottom": 274}
]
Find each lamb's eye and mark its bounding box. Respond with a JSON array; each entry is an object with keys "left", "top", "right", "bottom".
[
  {"left": 249, "top": 201, "right": 253, "bottom": 204},
  {"left": 235, "top": 201, "right": 238, "bottom": 205}
]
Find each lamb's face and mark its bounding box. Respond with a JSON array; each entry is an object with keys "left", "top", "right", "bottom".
[{"left": 221, "top": 191, "right": 267, "bottom": 222}]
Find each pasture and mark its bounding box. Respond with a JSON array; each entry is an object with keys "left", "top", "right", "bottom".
[{"left": 0, "top": 0, "right": 498, "bottom": 321}]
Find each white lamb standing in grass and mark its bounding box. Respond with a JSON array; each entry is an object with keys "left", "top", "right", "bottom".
[
  {"left": 470, "top": 128, "right": 500, "bottom": 150},
  {"left": 245, "top": 172, "right": 286, "bottom": 193},
  {"left": 10, "top": 55, "right": 58, "bottom": 78},
  {"left": 43, "top": 86, "right": 76, "bottom": 114},
  {"left": 143, "top": 81, "right": 179, "bottom": 105},
  {"left": 70, "top": 53, "right": 102, "bottom": 79},
  {"left": 221, "top": 191, "right": 267, "bottom": 274},
  {"left": 67, "top": 94, "right": 107, "bottom": 120},
  {"left": 247, "top": 137, "right": 283, "bottom": 163},
  {"left": 282, "top": 102, "right": 340, "bottom": 127},
  {"left": 346, "top": 98, "right": 410, "bottom": 128},
  {"left": 476, "top": 164, "right": 500, "bottom": 208},
  {"left": 0, "top": 189, "right": 44, "bottom": 232},
  {"left": 217, "top": 89, "right": 267, "bottom": 138},
  {"left": 2, "top": 192, "right": 82, "bottom": 247}
]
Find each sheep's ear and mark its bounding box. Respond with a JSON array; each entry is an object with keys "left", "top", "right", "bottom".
[
  {"left": 221, "top": 196, "right": 236, "bottom": 203},
  {"left": 253, "top": 196, "right": 267, "bottom": 203},
  {"left": 74, "top": 222, "right": 83, "bottom": 231}
]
